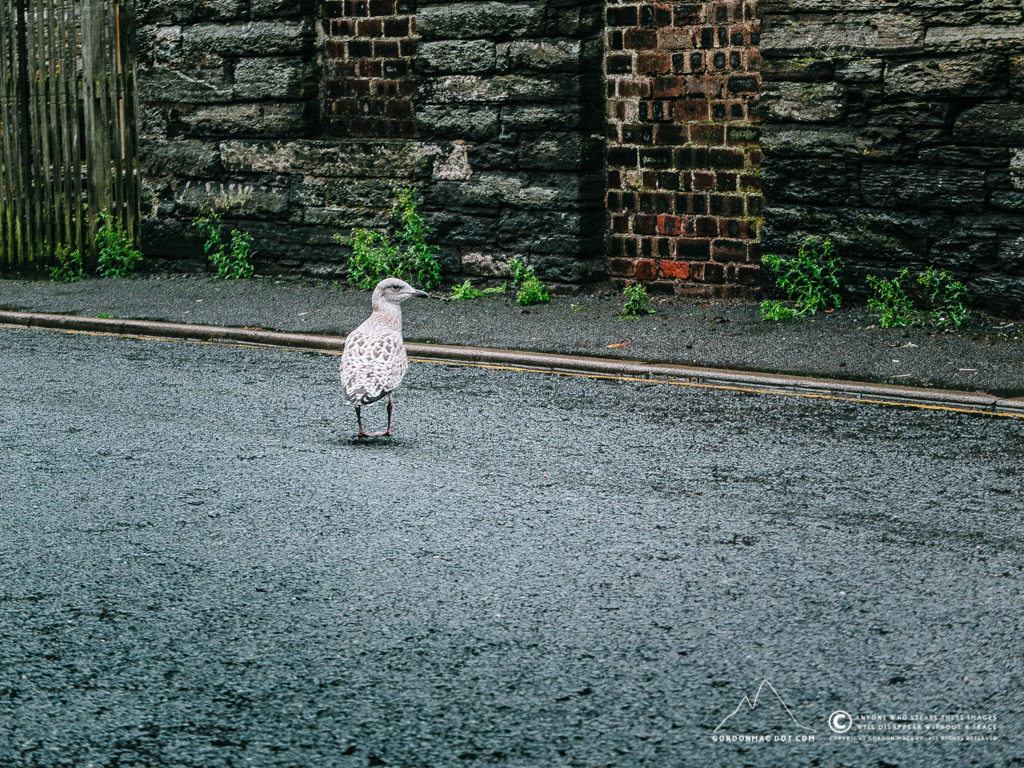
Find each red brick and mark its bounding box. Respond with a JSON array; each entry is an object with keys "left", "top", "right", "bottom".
[
  {"left": 673, "top": 99, "right": 709, "bottom": 122},
  {"left": 692, "top": 171, "right": 715, "bottom": 190},
  {"left": 693, "top": 216, "right": 718, "bottom": 237},
  {"left": 355, "top": 18, "right": 382, "bottom": 36},
  {"left": 657, "top": 215, "right": 681, "bottom": 236},
  {"left": 703, "top": 262, "right": 725, "bottom": 282},
  {"left": 381, "top": 18, "right": 408, "bottom": 36},
  {"left": 676, "top": 239, "right": 711, "bottom": 260},
  {"left": 690, "top": 123, "right": 724, "bottom": 145},
  {"left": 660, "top": 260, "right": 690, "bottom": 279},
  {"left": 624, "top": 28, "right": 658, "bottom": 50},
  {"left": 633, "top": 216, "right": 657, "bottom": 236},
  {"left": 367, "top": 0, "right": 394, "bottom": 15},
  {"left": 737, "top": 264, "right": 760, "bottom": 285},
  {"left": 651, "top": 76, "right": 682, "bottom": 98},
  {"left": 711, "top": 239, "right": 747, "bottom": 262},
  {"left": 385, "top": 99, "right": 413, "bottom": 118},
  {"left": 635, "top": 259, "right": 657, "bottom": 280},
  {"left": 609, "top": 257, "right": 636, "bottom": 276},
  {"left": 636, "top": 53, "right": 671, "bottom": 75}
]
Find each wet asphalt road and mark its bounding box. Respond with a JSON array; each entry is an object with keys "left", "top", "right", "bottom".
[{"left": 1, "top": 327, "right": 1022, "bottom": 768}]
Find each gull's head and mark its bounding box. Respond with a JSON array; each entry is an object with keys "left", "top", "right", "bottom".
[{"left": 372, "top": 277, "right": 429, "bottom": 309}]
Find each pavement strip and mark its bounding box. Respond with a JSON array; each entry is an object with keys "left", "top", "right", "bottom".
[{"left": 2, "top": 310, "right": 1023, "bottom": 418}]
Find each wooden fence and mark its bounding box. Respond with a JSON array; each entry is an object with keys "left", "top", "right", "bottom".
[{"left": 0, "top": 0, "right": 140, "bottom": 271}]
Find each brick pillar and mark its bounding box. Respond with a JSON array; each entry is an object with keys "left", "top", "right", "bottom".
[
  {"left": 323, "top": 0, "right": 418, "bottom": 138},
  {"left": 605, "top": 0, "right": 763, "bottom": 298}
]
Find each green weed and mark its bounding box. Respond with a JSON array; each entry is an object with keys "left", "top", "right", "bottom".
[
  {"left": 335, "top": 186, "right": 441, "bottom": 290},
  {"left": 759, "top": 299, "right": 799, "bottom": 321},
  {"left": 50, "top": 244, "right": 85, "bottom": 282},
  {"left": 450, "top": 280, "right": 505, "bottom": 300},
  {"left": 451, "top": 279, "right": 483, "bottom": 300},
  {"left": 918, "top": 267, "right": 969, "bottom": 328},
  {"left": 96, "top": 214, "right": 143, "bottom": 277},
  {"left": 760, "top": 237, "right": 843, "bottom": 320},
  {"left": 621, "top": 283, "right": 655, "bottom": 319},
  {"left": 509, "top": 258, "right": 550, "bottom": 306},
  {"left": 193, "top": 211, "right": 256, "bottom": 279},
  {"left": 866, "top": 269, "right": 916, "bottom": 328},
  {"left": 867, "top": 267, "right": 970, "bottom": 328}
]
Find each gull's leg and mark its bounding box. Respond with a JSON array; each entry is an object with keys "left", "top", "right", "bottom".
[
  {"left": 384, "top": 394, "right": 394, "bottom": 436},
  {"left": 356, "top": 405, "right": 371, "bottom": 438}
]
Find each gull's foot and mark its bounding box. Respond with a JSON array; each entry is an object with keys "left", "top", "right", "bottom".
[{"left": 356, "top": 429, "right": 389, "bottom": 438}]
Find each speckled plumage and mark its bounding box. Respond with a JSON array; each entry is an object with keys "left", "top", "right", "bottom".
[{"left": 340, "top": 278, "right": 428, "bottom": 436}]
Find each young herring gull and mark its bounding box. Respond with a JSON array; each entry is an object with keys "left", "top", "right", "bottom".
[{"left": 340, "top": 277, "right": 429, "bottom": 437}]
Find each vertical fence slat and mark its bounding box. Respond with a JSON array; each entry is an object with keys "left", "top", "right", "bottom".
[
  {"left": 13, "top": 0, "right": 35, "bottom": 265},
  {"left": 120, "top": 0, "right": 139, "bottom": 245},
  {"left": 1, "top": 0, "right": 137, "bottom": 271},
  {"left": 63, "top": 0, "right": 83, "bottom": 256},
  {"left": 42, "top": 0, "right": 66, "bottom": 250},
  {"left": 0, "top": 0, "right": 14, "bottom": 266}
]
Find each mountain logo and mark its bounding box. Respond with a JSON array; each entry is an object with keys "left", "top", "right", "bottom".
[{"left": 714, "top": 679, "right": 817, "bottom": 733}]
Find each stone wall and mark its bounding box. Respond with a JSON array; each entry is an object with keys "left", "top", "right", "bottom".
[
  {"left": 136, "top": 0, "right": 606, "bottom": 287},
  {"left": 605, "top": 0, "right": 763, "bottom": 298},
  {"left": 759, "top": 0, "right": 1024, "bottom": 312}
]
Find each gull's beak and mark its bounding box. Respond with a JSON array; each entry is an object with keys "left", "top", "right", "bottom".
[{"left": 410, "top": 288, "right": 429, "bottom": 298}]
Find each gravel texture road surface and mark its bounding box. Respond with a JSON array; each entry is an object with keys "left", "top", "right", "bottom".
[{"left": 1, "top": 326, "right": 1022, "bottom": 767}]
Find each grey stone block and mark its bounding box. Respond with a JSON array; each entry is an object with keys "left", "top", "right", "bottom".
[
  {"left": 760, "top": 159, "right": 853, "bottom": 205},
  {"left": 178, "top": 103, "right": 313, "bottom": 138},
  {"left": 251, "top": 0, "right": 313, "bottom": 19},
  {"left": 517, "top": 133, "right": 602, "bottom": 171},
  {"left": 220, "top": 140, "right": 445, "bottom": 179},
  {"left": 417, "top": 40, "right": 496, "bottom": 75},
  {"left": 760, "top": 57, "right": 834, "bottom": 82},
  {"left": 954, "top": 104, "right": 1024, "bottom": 146},
  {"left": 998, "top": 234, "right": 1024, "bottom": 274},
  {"left": 293, "top": 178, "right": 399, "bottom": 210},
  {"left": 138, "top": 0, "right": 247, "bottom": 26},
  {"left": 417, "top": 106, "right": 500, "bottom": 141},
  {"left": 496, "top": 39, "right": 581, "bottom": 74},
  {"left": 137, "top": 65, "right": 233, "bottom": 103},
  {"left": 430, "top": 171, "right": 599, "bottom": 210},
  {"left": 497, "top": 209, "right": 600, "bottom": 254},
  {"left": 860, "top": 166, "right": 987, "bottom": 213},
  {"left": 761, "top": 124, "right": 895, "bottom": 160},
  {"left": 885, "top": 55, "right": 1007, "bottom": 100},
  {"left": 501, "top": 104, "right": 582, "bottom": 131},
  {"left": 181, "top": 21, "right": 314, "bottom": 59},
  {"left": 176, "top": 181, "right": 291, "bottom": 216},
  {"left": 835, "top": 58, "right": 884, "bottom": 83},
  {"left": 924, "top": 24, "right": 1024, "bottom": 53},
  {"left": 760, "top": 82, "right": 846, "bottom": 122},
  {"left": 153, "top": 26, "right": 182, "bottom": 65},
  {"left": 139, "top": 138, "right": 221, "bottom": 177},
  {"left": 234, "top": 58, "right": 315, "bottom": 100},
  {"left": 761, "top": 14, "right": 923, "bottom": 57},
  {"left": 419, "top": 74, "right": 578, "bottom": 104},
  {"left": 139, "top": 106, "right": 170, "bottom": 136},
  {"left": 418, "top": 2, "right": 546, "bottom": 41}
]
